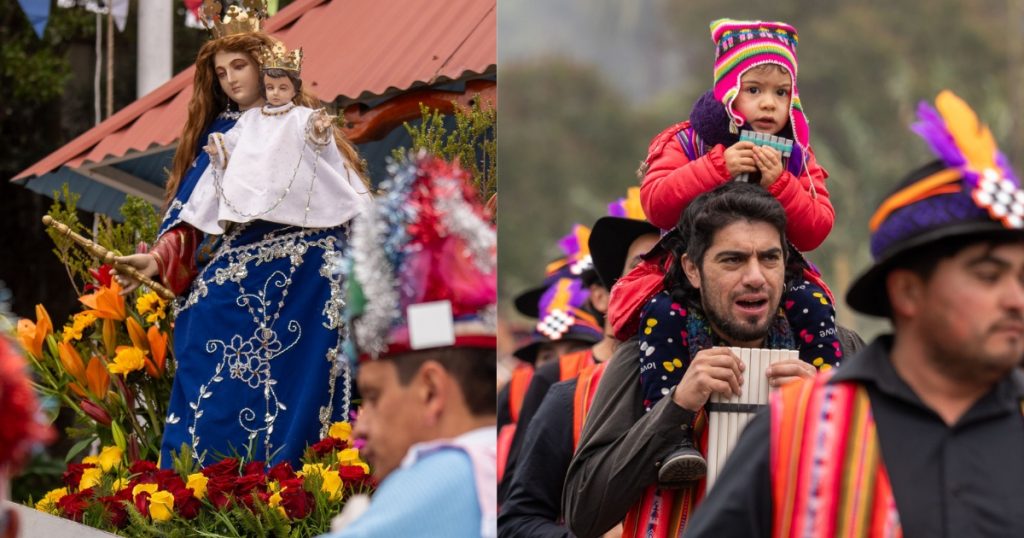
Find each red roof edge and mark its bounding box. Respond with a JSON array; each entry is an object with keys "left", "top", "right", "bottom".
[
  {"left": 265, "top": 0, "right": 327, "bottom": 32},
  {"left": 12, "top": 67, "right": 194, "bottom": 182},
  {"left": 11, "top": 2, "right": 327, "bottom": 182}
]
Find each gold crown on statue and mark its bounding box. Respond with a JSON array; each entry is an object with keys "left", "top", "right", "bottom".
[
  {"left": 200, "top": 0, "right": 268, "bottom": 38},
  {"left": 259, "top": 42, "right": 303, "bottom": 73}
]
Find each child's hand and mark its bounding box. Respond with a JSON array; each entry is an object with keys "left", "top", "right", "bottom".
[
  {"left": 724, "top": 141, "right": 757, "bottom": 178},
  {"left": 203, "top": 144, "right": 217, "bottom": 157},
  {"left": 313, "top": 109, "right": 335, "bottom": 134},
  {"left": 754, "top": 145, "right": 783, "bottom": 187}
]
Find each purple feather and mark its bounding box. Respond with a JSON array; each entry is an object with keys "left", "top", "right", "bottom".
[
  {"left": 608, "top": 200, "right": 627, "bottom": 218},
  {"left": 558, "top": 225, "right": 583, "bottom": 257},
  {"left": 911, "top": 101, "right": 966, "bottom": 169},
  {"left": 537, "top": 277, "right": 589, "bottom": 316}
]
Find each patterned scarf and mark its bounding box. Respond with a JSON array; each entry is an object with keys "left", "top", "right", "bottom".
[{"left": 684, "top": 305, "right": 795, "bottom": 361}]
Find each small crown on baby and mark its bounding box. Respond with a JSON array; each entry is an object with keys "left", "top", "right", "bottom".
[
  {"left": 259, "top": 42, "right": 303, "bottom": 74},
  {"left": 199, "top": 0, "right": 268, "bottom": 39}
]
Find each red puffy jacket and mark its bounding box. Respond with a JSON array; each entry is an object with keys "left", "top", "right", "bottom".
[
  {"left": 639, "top": 121, "right": 834, "bottom": 252},
  {"left": 610, "top": 121, "right": 836, "bottom": 340}
]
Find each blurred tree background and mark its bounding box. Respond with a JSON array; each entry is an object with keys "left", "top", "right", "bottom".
[{"left": 499, "top": 0, "right": 1024, "bottom": 338}]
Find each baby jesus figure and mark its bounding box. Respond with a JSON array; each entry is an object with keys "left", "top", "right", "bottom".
[{"left": 180, "top": 41, "right": 371, "bottom": 235}]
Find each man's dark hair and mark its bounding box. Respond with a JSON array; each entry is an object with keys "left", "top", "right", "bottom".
[
  {"left": 392, "top": 347, "right": 496, "bottom": 416},
  {"left": 662, "top": 182, "right": 789, "bottom": 307}
]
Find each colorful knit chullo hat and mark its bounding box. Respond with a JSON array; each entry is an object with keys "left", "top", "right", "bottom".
[{"left": 710, "top": 18, "right": 809, "bottom": 153}]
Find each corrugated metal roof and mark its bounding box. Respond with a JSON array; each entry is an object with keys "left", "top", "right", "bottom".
[{"left": 13, "top": 0, "right": 495, "bottom": 182}]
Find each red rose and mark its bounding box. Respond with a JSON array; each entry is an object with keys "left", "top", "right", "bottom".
[
  {"left": 129, "top": 460, "right": 159, "bottom": 477},
  {"left": 58, "top": 489, "right": 93, "bottom": 522},
  {"left": 233, "top": 473, "right": 265, "bottom": 497},
  {"left": 279, "top": 477, "right": 304, "bottom": 491},
  {"left": 205, "top": 474, "right": 236, "bottom": 509},
  {"left": 279, "top": 485, "right": 312, "bottom": 519},
  {"left": 62, "top": 463, "right": 97, "bottom": 489},
  {"left": 173, "top": 489, "right": 201, "bottom": 520},
  {"left": 267, "top": 461, "right": 294, "bottom": 482},
  {"left": 155, "top": 469, "right": 185, "bottom": 492},
  {"left": 202, "top": 457, "right": 240, "bottom": 478},
  {"left": 99, "top": 494, "right": 129, "bottom": 528},
  {"left": 243, "top": 461, "right": 266, "bottom": 476},
  {"left": 134, "top": 491, "right": 151, "bottom": 519},
  {"left": 339, "top": 465, "right": 368, "bottom": 484},
  {"left": 311, "top": 437, "right": 346, "bottom": 456}
]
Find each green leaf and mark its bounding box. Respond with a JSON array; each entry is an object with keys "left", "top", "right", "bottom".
[
  {"left": 111, "top": 421, "right": 127, "bottom": 452},
  {"left": 64, "top": 437, "right": 95, "bottom": 463}
]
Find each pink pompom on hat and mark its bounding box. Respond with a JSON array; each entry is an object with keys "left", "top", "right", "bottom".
[{"left": 710, "top": 18, "right": 809, "bottom": 152}]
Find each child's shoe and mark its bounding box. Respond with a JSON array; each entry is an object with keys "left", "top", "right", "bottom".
[{"left": 657, "top": 426, "right": 706, "bottom": 487}]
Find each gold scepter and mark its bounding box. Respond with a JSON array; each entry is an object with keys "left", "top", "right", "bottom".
[{"left": 42, "top": 215, "right": 175, "bottom": 301}]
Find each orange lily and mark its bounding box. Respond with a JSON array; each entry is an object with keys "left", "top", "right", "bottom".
[
  {"left": 146, "top": 325, "right": 168, "bottom": 378},
  {"left": 56, "top": 342, "right": 88, "bottom": 397},
  {"left": 79, "top": 280, "right": 126, "bottom": 321},
  {"left": 102, "top": 318, "right": 117, "bottom": 357},
  {"left": 85, "top": 356, "right": 110, "bottom": 398},
  {"left": 125, "top": 317, "right": 148, "bottom": 351},
  {"left": 17, "top": 304, "right": 53, "bottom": 357}
]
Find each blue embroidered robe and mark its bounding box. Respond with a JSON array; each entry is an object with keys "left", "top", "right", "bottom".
[{"left": 158, "top": 115, "right": 352, "bottom": 467}]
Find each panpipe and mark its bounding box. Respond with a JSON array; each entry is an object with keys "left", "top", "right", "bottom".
[
  {"left": 705, "top": 347, "right": 798, "bottom": 492},
  {"left": 736, "top": 130, "right": 793, "bottom": 183}
]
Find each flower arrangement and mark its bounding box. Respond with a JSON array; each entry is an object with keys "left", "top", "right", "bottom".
[
  {"left": 20, "top": 192, "right": 376, "bottom": 535},
  {"left": 33, "top": 422, "right": 372, "bottom": 536},
  {"left": 19, "top": 267, "right": 174, "bottom": 461}
]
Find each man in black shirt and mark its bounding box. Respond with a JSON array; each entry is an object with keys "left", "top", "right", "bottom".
[{"left": 686, "top": 91, "right": 1024, "bottom": 537}]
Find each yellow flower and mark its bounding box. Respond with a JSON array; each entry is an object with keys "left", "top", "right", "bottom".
[
  {"left": 108, "top": 346, "right": 146, "bottom": 376},
  {"left": 136, "top": 292, "right": 167, "bottom": 324},
  {"left": 299, "top": 463, "right": 330, "bottom": 477},
  {"left": 337, "top": 448, "right": 362, "bottom": 466},
  {"left": 35, "top": 487, "right": 68, "bottom": 514},
  {"left": 62, "top": 312, "right": 97, "bottom": 343},
  {"left": 112, "top": 478, "right": 129, "bottom": 492},
  {"left": 186, "top": 473, "right": 208, "bottom": 500},
  {"left": 148, "top": 490, "right": 175, "bottom": 522},
  {"left": 328, "top": 421, "right": 352, "bottom": 442},
  {"left": 95, "top": 445, "right": 123, "bottom": 472},
  {"left": 336, "top": 447, "right": 369, "bottom": 473},
  {"left": 269, "top": 491, "right": 282, "bottom": 507},
  {"left": 321, "top": 470, "right": 342, "bottom": 500},
  {"left": 79, "top": 467, "right": 103, "bottom": 490},
  {"left": 269, "top": 487, "right": 288, "bottom": 519},
  {"left": 132, "top": 482, "right": 158, "bottom": 501},
  {"left": 296, "top": 464, "right": 343, "bottom": 501}
]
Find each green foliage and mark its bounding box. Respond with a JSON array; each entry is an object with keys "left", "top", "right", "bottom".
[
  {"left": 46, "top": 185, "right": 93, "bottom": 295},
  {"left": 95, "top": 196, "right": 161, "bottom": 259},
  {"left": 391, "top": 98, "right": 497, "bottom": 202},
  {"left": 46, "top": 186, "right": 163, "bottom": 291}
]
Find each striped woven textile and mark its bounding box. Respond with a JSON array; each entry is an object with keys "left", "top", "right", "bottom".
[{"left": 770, "top": 374, "right": 902, "bottom": 538}]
